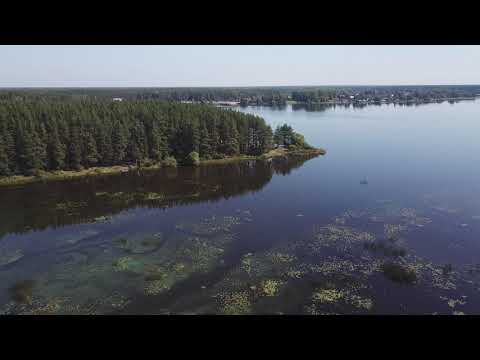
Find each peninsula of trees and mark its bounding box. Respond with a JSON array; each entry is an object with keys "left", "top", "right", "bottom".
[{"left": 0, "top": 99, "right": 321, "bottom": 181}]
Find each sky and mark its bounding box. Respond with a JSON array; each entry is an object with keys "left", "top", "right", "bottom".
[{"left": 0, "top": 45, "right": 479, "bottom": 87}]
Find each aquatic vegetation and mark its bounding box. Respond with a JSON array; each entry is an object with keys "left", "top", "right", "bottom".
[
  {"left": 384, "top": 224, "right": 407, "bottom": 240},
  {"left": 239, "top": 251, "right": 299, "bottom": 280},
  {"left": 306, "top": 258, "right": 357, "bottom": 277},
  {"left": 381, "top": 262, "right": 418, "bottom": 284},
  {"left": 267, "top": 252, "right": 297, "bottom": 265},
  {"left": 175, "top": 215, "right": 241, "bottom": 237},
  {"left": 143, "top": 262, "right": 192, "bottom": 295},
  {"left": 260, "top": 279, "right": 284, "bottom": 297},
  {"left": 399, "top": 208, "right": 432, "bottom": 227},
  {"left": 140, "top": 233, "right": 234, "bottom": 296},
  {"left": 447, "top": 298, "right": 466, "bottom": 308},
  {"left": 312, "top": 289, "right": 345, "bottom": 303},
  {"left": 217, "top": 291, "right": 252, "bottom": 315},
  {"left": 102, "top": 292, "right": 131, "bottom": 311},
  {"left": 405, "top": 259, "right": 459, "bottom": 291},
  {"left": 8, "top": 290, "right": 132, "bottom": 315},
  {"left": 177, "top": 236, "right": 228, "bottom": 271},
  {"left": 0, "top": 249, "right": 24, "bottom": 267},
  {"left": 311, "top": 225, "right": 375, "bottom": 252},
  {"left": 348, "top": 295, "right": 374, "bottom": 310},
  {"left": 113, "top": 256, "right": 143, "bottom": 273},
  {"left": 145, "top": 279, "right": 169, "bottom": 295},
  {"left": 286, "top": 269, "right": 305, "bottom": 279},
  {"left": 440, "top": 296, "right": 467, "bottom": 313},
  {"left": 240, "top": 253, "right": 262, "bottom": 276},
  {"left": 307, "top": 282, "right": 374, "bottom": 314}
]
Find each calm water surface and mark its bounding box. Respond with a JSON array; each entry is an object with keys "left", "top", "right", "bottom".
[{"left": 1, "top": 101, "right": 480, "bottom": 314}]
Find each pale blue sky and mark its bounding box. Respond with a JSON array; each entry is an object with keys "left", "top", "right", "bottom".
[{"left": 0, "top": 45, "right": 479, "bottom": 87}]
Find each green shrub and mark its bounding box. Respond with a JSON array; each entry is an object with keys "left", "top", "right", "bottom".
[
  {"left": 212, "top": 152, "right": 224, "bottom": 160},
  {"left": 183, "top": 151, "right": 200, "bottom": 166},
  {"left": 162, "top": 156, "right": 177, "bottom": 167},
  {"left": 141, "top": 158, "right": 157, "bottom": 168}
]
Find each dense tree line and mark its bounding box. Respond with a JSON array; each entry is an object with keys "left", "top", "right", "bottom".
[
  {"left": 273, "top": 124, "right": 313, "bottom": 149},
  {"left": 0, "top": 100, "right": 274, "bottom": 176},
  {"left": 1, "top": 85, "right": 478, "bottom": 105}
]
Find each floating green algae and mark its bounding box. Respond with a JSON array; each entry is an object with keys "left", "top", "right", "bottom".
[
  {"left": 1, "top": 290, "right": 132, "bottom": 315},
  {"left": 384, "top": 224, "right": 407, "bottom": 240},
  {"left": 259, "top": 279, "right": 284, "bottom": 297},
  {"left": 112, "top": 256, "right": 144, "bottom": 273},
  {"left": 306, "top": 281, "right": 374, "bottom": 315},
  {"left": 310, "top": 225, "right": 375, "bottom": 252},
  {"left": 312, "top": 288, "right": 345, "bottom": 303},
  {"left": 175, "top": 215, "right": 241, "bottom": 237},
  {"left": 142, "top": 262, "right": 191, "bottom": 295},
  {"left": 217, "top": 291, "right": 252, "bottom": 315}
]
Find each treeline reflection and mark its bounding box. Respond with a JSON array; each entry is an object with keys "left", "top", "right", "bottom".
[{"left": 0, "top": 155, "right": 318, "bottom": 237}]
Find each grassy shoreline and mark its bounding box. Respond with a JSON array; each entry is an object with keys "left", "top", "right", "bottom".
[{"left": 0, "top": 147, "right": 326, "bottom": 188}]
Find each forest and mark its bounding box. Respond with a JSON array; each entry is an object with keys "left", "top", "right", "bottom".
[
  {"left": 0, "top": 100, "right": 275, "bottom": 176},
  {"left": 1, "top": 85, "right": 478, "bottom": 106}
]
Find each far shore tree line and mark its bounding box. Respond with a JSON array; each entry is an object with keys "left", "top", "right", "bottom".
[{"left": 1, "top": 85, "right": 478, "bottom": 107}]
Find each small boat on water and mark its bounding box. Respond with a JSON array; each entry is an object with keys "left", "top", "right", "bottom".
[{"left": 360, "top": 178, "right": 368, "bottom": 185}]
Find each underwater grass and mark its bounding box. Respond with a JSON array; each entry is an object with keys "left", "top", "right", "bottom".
[{"left": 381, "top": 262, "right": 417, "bottom": 284}]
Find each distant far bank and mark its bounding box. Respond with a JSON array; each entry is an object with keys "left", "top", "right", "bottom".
[{"left": 1, "top": 85, "right": 478, "bottom": 108}]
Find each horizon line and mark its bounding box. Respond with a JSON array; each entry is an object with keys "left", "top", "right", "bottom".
[{"left": 1, "top": 83, "right": 480, "bottom": 89}]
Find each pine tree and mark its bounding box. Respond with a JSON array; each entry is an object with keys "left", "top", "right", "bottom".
[
  {"left": 148, "top": 121, "right": 163, "bottom": 161},
  {"left": 199, "top": 122, "right": 213, "bottom": 159},
  {"left": 223, "top": 121, "right": 240, "bottom": 156},
  {"left": 112, "top": 121, "right": 128, "bottom": 164},
  {"left": 83, "top": 131, "right": 99, "bottom": 168},
  {"left": 48, "top": 127, "right": 66, "bottom": 170},
  {"left": 0, "top": 138, "right": 10, "bottom": 176},
  {"left": 18, "top": 129, "right": 40, "bottom": 175},
  {"left": 68, "top": 126, "right": 82, "bottom": 170},
  {"left": 0, "top": 99, "right": 279, "bottom": 176}
]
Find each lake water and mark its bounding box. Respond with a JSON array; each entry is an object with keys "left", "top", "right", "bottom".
[{"left": 1, "top": 101, "right": 480, "bottom": 315}]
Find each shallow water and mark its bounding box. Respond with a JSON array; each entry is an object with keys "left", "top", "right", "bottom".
[{"left": 1, "top": 101, "right": 480, "bottom": 315}]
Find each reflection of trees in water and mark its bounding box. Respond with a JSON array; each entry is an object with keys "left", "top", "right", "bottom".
[
  {"left": 0, "top": 155, "right": 318, "bottom": 237},
  {"left": 291, "top": 103, "right": 333, "bottom": 112}
]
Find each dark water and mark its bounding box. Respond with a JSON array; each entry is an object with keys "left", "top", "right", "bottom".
[{"left": 2, "top": 101, "right": 480, "bottom": 315}]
